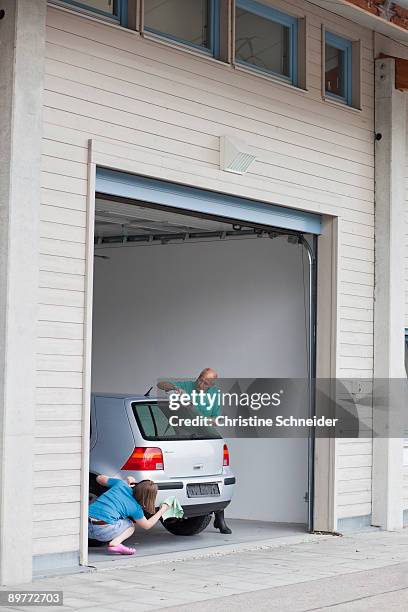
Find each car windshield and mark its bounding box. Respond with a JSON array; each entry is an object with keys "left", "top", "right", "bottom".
[{"left": 131, "top": 401, "right": 222, "bottom": 441}]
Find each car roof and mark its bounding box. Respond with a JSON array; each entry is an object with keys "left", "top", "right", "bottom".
[{"left": 92, "top": 392, "right": 159, "bottom": 401}]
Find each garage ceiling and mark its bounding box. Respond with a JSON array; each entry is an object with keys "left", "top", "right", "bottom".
[{"left": 95, "top": 197, "right": 260, "bottom": 247}]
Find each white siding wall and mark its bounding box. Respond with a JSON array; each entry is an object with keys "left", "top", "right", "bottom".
[
  {"left": 403, "top": 99, "right": 408, "bottom": 513},
  {"left": 403, "top": 58, "right": 408, "bottom": 513},
  {"left": 36, "top": 0, "right": 375, "bottom": 554},
  {"left": 406, "top": 126, "right": 408, "bottom": 331},
  {"left": 406, "top": 154, "right": 408, "bottom": 332},
  {"left": 406, "top": 125, "right": 408, "bottom": 333}
]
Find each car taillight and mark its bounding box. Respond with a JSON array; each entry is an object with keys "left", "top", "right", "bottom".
[
  {"left": 121, "top": 447, "right": 164, "bottom": 471},
  {"left": 223, "top": 444, "right": 230, "bottom": 467}
]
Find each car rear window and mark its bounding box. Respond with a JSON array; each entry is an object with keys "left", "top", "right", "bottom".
[{"left": 131, "top": 402, "right": 222, "bottom": 441}]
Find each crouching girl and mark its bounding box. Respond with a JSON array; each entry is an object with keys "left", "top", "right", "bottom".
[{"left": 88, "top": 475, "right": 169, "bottom": 555}]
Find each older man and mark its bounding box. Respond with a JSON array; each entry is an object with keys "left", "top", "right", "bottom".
[
  {"left": 158, "top": 368, "right": 220, "bottom": 417},
  {"left": 157, "top": 368, "right": 231, "bottom": 534}
]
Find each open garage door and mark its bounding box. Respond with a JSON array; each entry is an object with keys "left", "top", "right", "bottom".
[
  {"left": 96, "top": 168, "right": 322, "bottom": 235},
  {"left": 89, "top": 169, "right": 321, "bottom": 563}
]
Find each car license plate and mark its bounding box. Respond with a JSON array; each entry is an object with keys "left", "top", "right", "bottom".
[{"left": 187, "top": 483, "right": 220, "bottom": 498}]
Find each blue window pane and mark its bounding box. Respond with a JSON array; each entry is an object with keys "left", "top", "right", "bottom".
[
  {"left": 144, "top": 0, "right": 211, "bottom": 49},
  {"left": 81, "top": 0, "right": 115, "bottom": 13},
  {"left": 325, "top": 32, "right": 352, "bottom": 105},
  {"left": 325, "top": 43, "right": 345, "bottom": 98},
  {"left": 235, "top": 7, "right": 291, "bottom": 78},
  {"left": 62, "top": 0, "right": 128, "bottom": 21},
  {"left": 66, "top": 0, "right": 117, "bottom": 15}
]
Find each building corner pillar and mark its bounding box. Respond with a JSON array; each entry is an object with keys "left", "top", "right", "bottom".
[
  {"left": 372, "top": 57, "right": 406, "bottom": 530},
  {"left": 0, "top": 0, "right": 47, "bottom": 585}
]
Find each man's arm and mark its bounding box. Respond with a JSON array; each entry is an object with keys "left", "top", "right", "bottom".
[
  {"left": 134, "top": 504, "right": 169, "bottom": 530},
  {"left": 211, "top": 393, "right": 221, "bottom": 418},
  {"left": 157, "top": 380, "right": 183, "bottom": 393},
  {"left": 96, "top": 475, "right": 121, "bottom": 488}
]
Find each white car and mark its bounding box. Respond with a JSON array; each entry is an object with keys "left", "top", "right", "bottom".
[{"left": 89, "top": 393, "right": 235, "bottom": 535}]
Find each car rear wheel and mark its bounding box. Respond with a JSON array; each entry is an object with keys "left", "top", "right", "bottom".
[{"left": 162, "top": 513, "right": 212, "bottom": 536}]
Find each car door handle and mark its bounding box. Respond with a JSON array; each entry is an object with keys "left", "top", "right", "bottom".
[{"left": 193, "top": 464, "right": 204, "bottom": 469}]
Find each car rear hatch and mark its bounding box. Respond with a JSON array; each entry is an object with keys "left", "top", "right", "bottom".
[
  {"left": 159, "top": 438, "right": 224, "bottom": 478},
  {"left": 127, "top": 399, "right": 224, "bottom": 478}
]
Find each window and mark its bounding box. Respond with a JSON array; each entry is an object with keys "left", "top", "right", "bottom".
[
  {"left": 132, "top": 402, "right": 221, "bottom": 441},
  {"left": 61, "top": 0, "right": 127, "bottom": 24},
  {"left": 235, "top": 0, "right": 298, "bottom": 84},
  {"left": 144, "top": 0, "right": 219, "bottom": 56},
  {"left": 325, "top": 31, "right": 352, "bottom": 105}
]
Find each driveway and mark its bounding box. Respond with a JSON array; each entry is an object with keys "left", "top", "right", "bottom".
[{"left": 2, "top": 529, "right": 408, "bottom": 611}]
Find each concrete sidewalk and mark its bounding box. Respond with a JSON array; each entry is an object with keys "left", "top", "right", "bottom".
[
  {"left": 2, "top": 529, "right": 408, "bottom": 611},
  {"left": 165, "top": 562, "right": 408, "bottom": 611}
]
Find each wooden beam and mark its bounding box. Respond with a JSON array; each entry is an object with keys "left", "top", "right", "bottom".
[
  {"left": 343, "top": 0, "right": 408, "bottom": 31},
  {"left": 126, "top": 0, "right": 140, "bottom": 31},
  {"left": 343, "top": 0, "right": 378, "bottom": 17},
  {"left": 219, "top": 0, "right": 233, "bottom": 64},
  {"left": 379, "top": 53, "right": 408, "bottom": 90}
]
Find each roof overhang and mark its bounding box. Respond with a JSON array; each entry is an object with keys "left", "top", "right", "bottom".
[{"left": 309, "top": 0, "right": 408, "bottom": 44}]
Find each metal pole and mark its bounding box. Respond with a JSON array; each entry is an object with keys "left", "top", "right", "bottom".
[{"left": 299, "top": 235, "right": 317, "bottom": 533}]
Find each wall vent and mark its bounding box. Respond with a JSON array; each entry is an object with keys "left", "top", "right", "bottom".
[{"left": 220, "top": 136, "right": 256, "bottom": 175}]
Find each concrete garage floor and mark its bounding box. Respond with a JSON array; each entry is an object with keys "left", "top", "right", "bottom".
[{"left": 88, "top": 519, "right": 307, "bottom": 567}]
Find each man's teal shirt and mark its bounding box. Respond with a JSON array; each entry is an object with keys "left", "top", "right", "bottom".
[{"left": 173, "top": 380, "right": 220, "bottom": 417}]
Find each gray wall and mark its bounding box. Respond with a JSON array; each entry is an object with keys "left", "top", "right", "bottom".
[{"left": 92, "top": 235, "right": 310, "bottom": 523}]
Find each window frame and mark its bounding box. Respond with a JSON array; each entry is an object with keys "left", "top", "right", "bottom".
[
  {"left": 234, "top": 0, "right": 298, "bottom": 86},
  {"left": 405, "top": 328, "right": 408, "bottom": 375},
  {"left": 403, "top": 329, "right": 408, "bottom": 460},
  {"left": 324, "top": 30, "right": 353, "bottom": 106},
  {"left": 143, "top": 0, "right": 221, "bottom": 58},
  {"left": 60, "top": 0, "right": 128, "bottom": 25}
]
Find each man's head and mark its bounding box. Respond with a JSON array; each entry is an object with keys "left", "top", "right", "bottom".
[{"left": 195, "top": 367, "right": 218, "bottom": 391}]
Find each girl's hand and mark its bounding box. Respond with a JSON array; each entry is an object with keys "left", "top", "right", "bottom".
[
  {"left": 126, "top": 476, "right": 136, "bottom": 486},
  {"left": 135, "top": 503, "right": 170, "bottom": 530}
]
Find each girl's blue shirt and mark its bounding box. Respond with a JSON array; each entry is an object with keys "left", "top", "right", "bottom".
[{"left": 89, "top": 478, "right": 144, "bottom": 523}]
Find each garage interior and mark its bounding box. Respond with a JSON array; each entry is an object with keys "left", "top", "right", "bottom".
[{"left": 89, "top": 190, "right": 315, "bottom": 565}]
